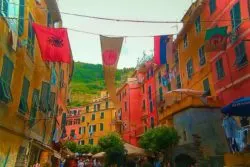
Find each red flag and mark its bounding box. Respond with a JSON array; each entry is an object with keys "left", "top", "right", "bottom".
[{"left": 32, "top": 23, "right": 71, "bottom": 63}]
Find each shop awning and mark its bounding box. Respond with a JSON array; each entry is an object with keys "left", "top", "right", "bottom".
[{"left": 221, "top": 97, "right": 250, "bottom": 116}]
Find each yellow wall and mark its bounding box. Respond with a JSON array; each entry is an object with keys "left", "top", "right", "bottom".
[
  {"left": 79, "top": 91, "right": 116, "bottom": 145},
  {"left": 0, "top": 0, "right": 72, "bottom": 166}
]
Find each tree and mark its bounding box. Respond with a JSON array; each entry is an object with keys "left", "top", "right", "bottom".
[
  {"left": 76, "top": 144, "right": 92, "bottom": 154},
  {"left": 98, "top": 132, "right": 125, "bottom": 167},
  {"left": 139, "top": 126, "right": 180, "bottom": 165},
  {"left": 64, "top": 141, "right": 77, "bottom": 153},
  {"left": 91, "top": 145, "right": 101, "bottom": 154}
]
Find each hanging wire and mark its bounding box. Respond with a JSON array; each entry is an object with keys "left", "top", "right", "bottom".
[{"left": 3, "top": 2, "right": 250, "bottom": 24}]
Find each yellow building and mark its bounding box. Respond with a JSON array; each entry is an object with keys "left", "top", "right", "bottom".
[
  {"left": 79, "top": 90, "right": 116, "bottom": 145},
  {"left": 0, "top": 0, "right": 73, "bottom": 166}
]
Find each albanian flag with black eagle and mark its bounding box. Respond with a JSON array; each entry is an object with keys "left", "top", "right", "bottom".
[{"left": 32, "top": 23, "right": 71, "bottom": 63}]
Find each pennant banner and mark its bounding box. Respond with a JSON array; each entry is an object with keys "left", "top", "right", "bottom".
[
  {"left": 32, "top": 23, "right": 71, "bottom": 63},
  {"left": 205, "top": 26, "right": 228, "bottom": 52},
  {"left": 154, "top": 35, "right": 168, "bottom": 65},
  {"left": 100, "top": 36, "right": 123, "bottom": 108}
]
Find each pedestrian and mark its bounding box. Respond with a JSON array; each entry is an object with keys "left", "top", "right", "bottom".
[
  {"left": 78, "top": 158, "right": 85, "bottom": 167},
  {"left": 141, "top": 157, "right": 153, "bottom": 167},
  {"left": 153, "top": 157, "right": 161, "bottom": 167}
]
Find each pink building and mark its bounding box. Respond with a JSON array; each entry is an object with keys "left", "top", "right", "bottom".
[{"left": 65, "top": 108, "right": 82, "bottom": 144}]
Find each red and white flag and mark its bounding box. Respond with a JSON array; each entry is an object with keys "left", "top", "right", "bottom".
[{"left": 32, "top": 23, "right": 72, "bottom": 63}]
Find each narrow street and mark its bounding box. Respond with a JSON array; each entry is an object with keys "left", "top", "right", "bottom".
[{"left": 0, "top": 0, "right": 250, "bottom": 167}]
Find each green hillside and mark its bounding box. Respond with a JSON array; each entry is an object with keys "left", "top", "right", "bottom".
[{"left": 69, "top": 62, "right": 135, "bottom": 107}]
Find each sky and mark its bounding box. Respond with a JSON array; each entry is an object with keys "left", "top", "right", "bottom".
[{"left": 58, "top": 0, "right": 192, "bottom": 68}]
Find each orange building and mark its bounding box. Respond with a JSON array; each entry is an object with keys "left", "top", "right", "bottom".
[
  {"left": 158, "top": 0, "right": 228, "bottom": 165},
  {"left": 0, "top": 0, "right": 73, "bottom": 166}
]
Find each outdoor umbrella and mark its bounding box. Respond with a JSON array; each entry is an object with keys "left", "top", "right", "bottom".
[{"left": 221, "top": 97, "right": 250, "bottom": 116}]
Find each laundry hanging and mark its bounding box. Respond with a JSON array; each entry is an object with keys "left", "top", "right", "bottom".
[
  {"left": 154, "top": 35, "right": 168, "bottom": 65},
  {"left": 100, "top": 36, "right": 123, "bottom": 108},
  {"left": 32, "top": 23, "right": 72, "bottom": 63}
]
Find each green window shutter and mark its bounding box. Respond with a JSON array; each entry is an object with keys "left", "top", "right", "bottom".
[
  {"left": 105, "top": 101, "right": 109, "bottom": 109},
  {"left": 231, "top": 2, "right": 241, "bottom": 30},
  {"left": 0, "top": 0, "right": 2, "bottom": 16},
  {"left": 82, "top": 116, "right": 85, "bottom": 122},
  {"left": 187, "top": 59, "right": 193, "bottom": 79},
  {"left": 89, "top": 139, "right": 93, "bottom": 145},
  {"left": 209, "top": 0, "right": 216, "bottom": 14},
  {"left": 92, "top": 114, "right": 95, "bottom": 120},
  {"left": 100, "top": 123, "right": 104, "bottom": 131},
  {"left": 93, "top": 125, "right": 96, "bottom": 132},
  {"left": 49, "top": 92, "right": 56, "bottom": 113},
  {"left": 19, "top": 77, "right": 30, "bottom": 114},
  {"left": 2, "top": 0, "right": 9, "bottom": 17},
  {"left": 235, "top": 42, "right": 247, "bottom": 67},
  {"left": 216, "top": 58, "right": 225, "bottom": 79},
  {"left": 167, "top": 83, "right": 172, "bottom": 91},
  {"left": 176, "top": 75, "right": 181, "bottom": 89},
  {"left": 150, "top": 101, "right": 153, "bottom": 112},
  {"left": 195, "top": 16, "right": 201, "bottom": 33},
  {"left": 0, "top": 56, "right": 13, "bottom": 103},
  {"left": 40, "top": 82, "right": 50, "bottom": 112},
  {"left": 203, "top": 78, "right": 211, "bottom": 95},
  {"left": 29, "top": 89, "right": 40, "bottom": 126},
  {"left": 101, "top": 112, "right": 104, "bottom": 119},
  {"left": 199, "top": 46, "right": 206, "bottom": 65},
  {"left": 18, "top": 0, "right": 25, "bottom": 36},
  {"left": 61, "top": 113, "right": 66, "bottom": 129},
  {"left": 159, "top": 87, "right": 163, "bottom": 101},
  {"left": 27, "top": 13, "right": 35, "bottom": 58}
]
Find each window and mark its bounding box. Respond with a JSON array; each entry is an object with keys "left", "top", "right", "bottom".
[
  {"left": 18, "top": 0, "right": 25, "bottom": 36},
  {"left": 215, "top": 58, "right": 225, "bottom": 79},
  {"left": 27, "top": 13, "right": 35, "bottom": 58},
  {"left": 235, "top": 42, "right": 247, "bottom": 67},
  {"left": 209, "top": 0, "right": 216, "bottom": 14},
  {"left": 100, "top": 123, "right": 104, "bottom": 131},
  {"left": 150, "top": 101, "right": 153, "bottom": 112},
  {"left": 78, "top": 140, "right": 84, "bottom": 145},
  {"left": 82, "top": 116, "right": 85, "bottom": 122},
  {"left": 40, "top": 82, "right": 50, "bottom": 112},
  {"left": 47, "top": 12, "right": 52, "bottom": 27},
  {"left": 148, "top": 86, "right": 152, "bottom": 99},
  {"left": 19, "top": 77, "right": 30, "bottom": 114},
  {"left": 97, "top": 104, "right": 100, "bottom": 111},
  {"left": 150, "top": 117, "right": 155, "bottom": 128},
  {"left": 94, "top": 104, "right": 97, "bottom": 112},
  {"left": 203, "top": 78, "right": 211, "bottom": 96},
  {"left": 89, "top": 139, "right": 94, "bottom": 145},
  {"left": 49, "top": 92, "right": 56, "bottom": 113},
  {"left": 105, "top": 101, "right": 109, "bottom": 109},
  {"left": 230, "top": 2, "right": 241, "bottom": 30},
  {"left": 159, "top": 87, "right": 163, "bottom": 101},
  {"left": 100, "top": 112, "right": 104, "bottom": 119},
  {"left": 186, "top": 59, "right": 193, "bottom": 79},
  {"left": 195, "top": 16, "right": 201, "bottom": 33},
  {"left": 125, "top": 102, "right": 127, "bottom": 111},
  {"left": 93, "top": 125, "right": 96, "bottom": 132},
  {"left": 70, "top": 129, "right": 75, "bottom": 137},
  {"left": 0, "top": 56, "right": 14, "bottom": 103},
  {"left": 158, "top": 72, "right": 161, "bottom": 84},
  {"left": 184, "top": 34, "right": 188, "bottom": 48},
  {"left": 167, "top": 83, "right": 172, "bottom": 91},
  {"left": 29, "top": 89, "right": 39, "bottom": 126},
  {"left": 79, "top": 127, "right": 82, "bottom": 134},
  {"left": 142, "top": 100, "right": 146, "bottom": 110},
  {"left": 174, "top": 52, "right": 179, "bottom": 64},
  {"left": 176, "top": 75, "right": 181, "bottom": 89},
  {"left": 199, "top": 45, "right": 206, "bottom": 66},
  {"left": 61, "top": 113, "right": 66, "bottom": 129},
  {"left": 92, "top": 114, "right": 95, "bottom": 120},
  {"left": 86, "top": 106, "right": 89, "bottom": 112}
]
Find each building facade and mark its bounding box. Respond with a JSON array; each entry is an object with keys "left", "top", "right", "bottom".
[
  {"left": 0, "top": 0, "right": 73, "bottom": 166},
  {"left": 65, "top": 108, "right": 81, "bottom": 143},
  {"left": 77, "top": 91, "right": 116, "bottom": 145}
]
